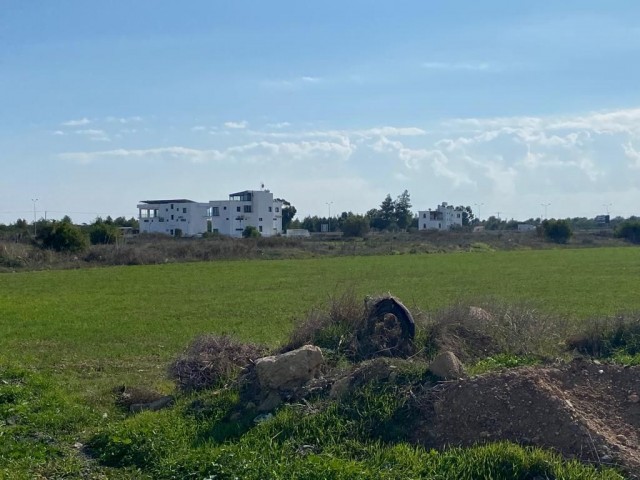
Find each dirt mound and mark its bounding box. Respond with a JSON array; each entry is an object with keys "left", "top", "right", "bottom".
[{"left": 412, "top": 359, "right": 640, "bottom": 476}]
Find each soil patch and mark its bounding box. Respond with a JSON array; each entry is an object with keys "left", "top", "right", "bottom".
[{"left": 412, "top": 359, "right": 640, "bottom": 476}]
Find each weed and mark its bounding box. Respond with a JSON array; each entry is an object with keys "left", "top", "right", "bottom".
[
  {"left": 169, "top": 334, "right": 267, "bottom": 392},
  {"left": 567, "top": 313, "right": 640, "bottom": 363}
]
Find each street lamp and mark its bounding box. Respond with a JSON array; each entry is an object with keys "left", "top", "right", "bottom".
[
  {"left": 31, "top": 198, "right": 38, "bottom": 236},
  {"left": 326, "top": 201, "right": 333, "bottom": 232},
  {"left": 541, "top": 202, "right": 551, "bottom": 220},
  {"left": 474, "top": 203, "right": 484, "bottom": 223}
]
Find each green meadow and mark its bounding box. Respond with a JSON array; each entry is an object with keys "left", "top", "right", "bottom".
[
  {"left": 1, "top": 247, "right": 639, "bottom": 392},
  {"left": 1, "top": 247, "right": 638, "bottom": 478}
]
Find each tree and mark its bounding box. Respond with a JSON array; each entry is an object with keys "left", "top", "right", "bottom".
[
  {"left": 541, "top": 219, "right": 572, "bottom": 244},
  {"left": 341, "top": 214, "right": 370, "bottom": 238},
  {"left": 379, "top": 194, "right": 395, "bottom": 229},
  {"left": 90, "top": 221, "right": 121, "bottom": 245},
  {"left": 282, "top": 203, "right": 297, "bottom": 231},
  {"left": 37, "top": 221, "right": 88, "bottom": 252},
  {"left": 456, "top": 206, "right": 474, "bottom": 226},
  {"left": 394, "top": 190, "right": 412, "bottom": 230},
  {"left": 614, "top": 220, "right": 640, "bottom": 244},
  {"left": 242, "top": 225, "right": 261, "bottom": 238}
]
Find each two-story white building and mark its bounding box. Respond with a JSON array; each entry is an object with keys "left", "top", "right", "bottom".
[
  {"left": 418, "top": 202, "right": 464, "bottom": 231},
  {"left": 209, "top": 190, "right": 283, "bottom": 237},
  {"left": 138, "top": 199, "right": 209, "bottom": 236},
  {"left": 137, "top": 190, "right": 284, "bottom": 237}
]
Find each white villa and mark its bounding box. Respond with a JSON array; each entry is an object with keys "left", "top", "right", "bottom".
[
  {"left": 418, "top": 202, "right": 464, "bottom": 231},
  {"left": 209, "top": 190, "right": 283, "bottom": 237},
  {"left": 138, "top": 190, "right": 283, "bottom": 238}
]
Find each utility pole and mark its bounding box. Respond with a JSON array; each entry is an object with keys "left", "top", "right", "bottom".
[
  {"left": 31, "top": 198, "right": 38, "bottom": 236},
  {"left": 541, "top": 202, "right": 551, "bottom": 220},
  {"left": 326, "top": 201, "right": 333, "bottom": 232},
  {"left": 474, "top": 203, "right": 484, "bottom": 223}
]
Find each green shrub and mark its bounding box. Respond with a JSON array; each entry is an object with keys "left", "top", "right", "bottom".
[
  {"left": 614, "top": 220, "right": 640, "bottom": 244},
  {"left": 567, "top": 313, "right": 640, "bottom": 362},
  {"left": 36, "top": 221, "right": 88, "bottom": 252},
  {"left": 89, "top": 222, "right": 121, "bottom": 245},
  {"left": 541, "top": 219, "right": 572, "bottom": 244},
  {"left": 242, "top": 226, "right": 261, "bottom": 238},
  {"left": 341, "top": 215, "right": 370, "bottom": 238}
]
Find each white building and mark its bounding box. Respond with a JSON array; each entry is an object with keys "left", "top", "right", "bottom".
[
  {"left": 138, "top": 190, "right": 284, "bottom": 238},
  {"left": 138, "top": 199, "right": 209, "bottom": 236},
  {"left": 418, "top": 202, "right": 464, "bottom": 231},
  {"left": 209, "top": 190, "right": 283, "bottom": 237}
]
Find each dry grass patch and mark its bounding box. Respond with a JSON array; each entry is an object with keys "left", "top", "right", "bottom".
[{"left": 169, "top": 334, "right": 267, "bottom": 392}]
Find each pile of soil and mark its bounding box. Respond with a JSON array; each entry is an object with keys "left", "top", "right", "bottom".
[{"left": 412, "top": 358, "right": 640, "bottom": 476}]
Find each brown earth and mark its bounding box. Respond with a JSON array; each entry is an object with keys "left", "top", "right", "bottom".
[{"left": 412, "top": 358, "right": 640, "bottom": 477}]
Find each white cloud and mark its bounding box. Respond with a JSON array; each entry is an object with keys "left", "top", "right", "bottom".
[
  {"left": 422, "top": 61, "right": 493, "bottom": 71},
  {"left": 301, "top": 76, "right": 321, "bottom": 83},
  {"left": 191, "top": 125, "right": 207, "bottom": 132},
  {"left": 75, "top": 129, "right": 110, "bottom": 142},
  {"left": 623, "top": 142, "right": 640, "bottom": 169},
  {"left": 266, "top": 122, "right": 291, "bottom": 129},
  {"left": 62, "top": 117, "right": 91, "bottom": 126},
  {"left": 224, "top": 120, "right": 249, "bottom": 129},
  {"left": 58, "top": 138, "right": 355, "bottom": 166},
  {"left": 52, "top": 130, "right": 65, "bottom": 136},
  {"left": 106, "top": 116, "right": 143, "bottom": 124}
]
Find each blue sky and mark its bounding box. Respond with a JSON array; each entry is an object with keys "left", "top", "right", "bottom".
[{"left": 1, "top": 1, "right": 639, "bottom": 224}]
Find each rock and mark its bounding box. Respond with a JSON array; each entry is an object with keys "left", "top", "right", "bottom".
[
  {"left": 330, "top": 377, "right": 351, "bottom": 399},
  {"left": 253, "top": 413, "right": 273, "bottom": 424},
  {"left": 130, "top": 395, "right": 174, "bottom": 413},
  {"left": 255, "top": 345, "right": 324, "bottom": 391},
  {"left": 628, "top": 393, "right": 639, "bottom": 403},
  {"left": 257, "top": 391, "right": 282, "bottom": 412},
  {"left": 429, "top": 351, "right": 465, "bottom": 380},
  {"left": 469, "top": 306, "right": 492, "bottom": 321}
]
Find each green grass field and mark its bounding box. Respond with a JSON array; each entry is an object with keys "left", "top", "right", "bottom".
[
  {"left": 2, "top": 248, "right": 638, "bottom": 370},
  {"left": 1, "top": 247, "right": 638, "bottom": 478}
]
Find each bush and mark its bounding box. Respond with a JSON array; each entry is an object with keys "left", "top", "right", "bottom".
[
  {"left": 614, "top": 220, "right": 640, "bottom": 244},
  {"left": 341, "top": 215, "right": 370, "bottom": 238},
  {"left": 282, "top": 290, "right": 366, "bottom": 355},
  {"left": 424, "top": 300, "right": 568, "bottom": 363},
  {"left": 566, "top": 313, "right": 640, "bottom": 362},
  {"left": 242, "top": 226, "right": 261, "bottom": 238},
  {"left": 36, "top": 221, "right": 88, "bottom": 253},
  {"left": 89, "top": 222, "right": 121, "bottom": 245},
  {"left": 541, "top": 219, "right": 572, "bottom": 244},
  {"left": 168, "top": 334, "right": 267, "bottom": 392}
]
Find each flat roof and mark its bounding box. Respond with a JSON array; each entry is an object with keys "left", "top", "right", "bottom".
[{"left": 139, "top": 199, "right": 196, "bottom": 204}]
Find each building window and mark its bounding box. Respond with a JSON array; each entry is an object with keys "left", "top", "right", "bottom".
[
  {"left": 212, "top": 207, "right": 220, "bottom": 216},
  {"left": 259, "top": 218, "right": 262, "bottom": 221},
  {"left": 236, "top": 206, "right": 241, "bottom": 212},
  {"left": 269, "top": 206, "right": 272, "bottom": 212},
  {"left": 275, "top": 207, "right": 280, "bottom": 212},
  {"left": 259, "top": 226, "right": 263, "bottom": 232},
  {"left": 170, "top": 204, "right": 174, "bottom": 209},
  {"left": 171, "top": 215, "right": 174, "bottom": 220},
  {"left": 183, "top": 208, "right": 187, "bottom": 213},
  {"left": 422, "top": 224, "right": 426, "bottom": 228},
  {"left": 223, "top": 206, "right": 227, "bottom": 210},
  {"left": 423, "top": 213, "right": 426, "bottom": 218},
  {"left": 244, "top": 205, "right": 252, "bottom": 213}
]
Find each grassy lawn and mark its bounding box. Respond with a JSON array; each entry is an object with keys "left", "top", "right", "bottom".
[
  {"left": 1, "top": 248, "right": 638, "bottom": 388},
  {"left": 0, "top": 247, "right": 637, "bottom": 478}
]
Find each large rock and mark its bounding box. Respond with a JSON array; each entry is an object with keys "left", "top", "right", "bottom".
[
  {"left": 255, "top": 345, "right": 324, "bottom": 391},
  {"left": 429, "top": 351, "right": 465, "bottom": 380}
]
